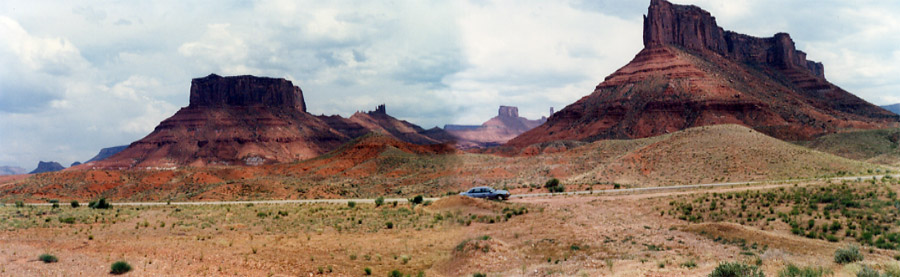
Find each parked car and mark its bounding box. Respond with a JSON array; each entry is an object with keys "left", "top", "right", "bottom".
[{"left": 460, "top": 186, "right": 510, "bottom": 200}]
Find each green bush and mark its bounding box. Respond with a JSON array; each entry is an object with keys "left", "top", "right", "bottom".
[
  {"left": 709, "top": 262, "right": 764, "bottom": 277},
  {"left": 473, "top": 273, "right": 486, "bottom": 277},
  {"left": 544, "top": 178, "right": 559, "bottom": 188},
  {"left": 778, "top": 264, "right": 828, "bottom": 277},
  {"left": 70, "top": 200, "right": 80, "bottom": 208},
  {"left": 14, "top": 201, "right": 24, "bottom": 208},
  {"left": 59, "top": 217, "right": 76, "bottom": 224},
  {"left": 389, "top": 270, "right": 402, "bottom": 277},
  {"left": 375, "top": 197, "right": 385, "bottom": 207},
  {"left": 110, "top": 261, "right": 132, "bottom": 274},
  {"left": 364, "top": 267, "right": 372, "bottom": 275},
  {"left": 544, "top": 178, "right": 564, "bottom": 193},
  {"left": 348, "top": 201, "right": 356, "bottom": 208},
  {"left": 834, "top": 245, "right": 863, "bottom": 264},
  {"left": 386, "top": 222, "right": 393, "bottom": 229},
  {"left": 39, "top": 254, "right": 58, "bottom": 263},
  {"left": 88, "top": 198, "right": 111, "bottom": 209}
]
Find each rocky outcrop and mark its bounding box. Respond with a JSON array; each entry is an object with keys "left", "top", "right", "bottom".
[
  {"left": 86, "top": 145, "right": 128, "bottom": 163},
  {"left": 96, "top": 76, "right": 449, "bottom": 168},
  {"left": 447, "top": 106, "right": 547, "bottom": 148},
  {"left": 0, "top": 166, "right": 27, "bottom": 176},
  {"left": 189, "top": 74, "right": 306, "bottom": 112},
  {"left": 508, "top": 0, "right": 898, "bottom": 147},
  {"left": 29, "top": 161, "right": 65, "bottom": 174}
]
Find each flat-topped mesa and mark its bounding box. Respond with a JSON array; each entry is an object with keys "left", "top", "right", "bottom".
[
  {"left": 644, "top": 0, "right": 825, "bottom": 79},
  {"left": 498, "top": 106, "right": 519, "bottom": 118},
  {"left": 188, "top": 74, "right": 307, "bottom": 112}
]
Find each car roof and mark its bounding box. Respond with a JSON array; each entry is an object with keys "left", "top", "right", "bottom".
[{"left": 471, "top": 186, "right": 491, "bottom": 190}]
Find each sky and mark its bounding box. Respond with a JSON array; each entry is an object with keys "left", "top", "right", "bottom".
[{"left": 1, "top": 0, "right": 899, "bottom": 170}]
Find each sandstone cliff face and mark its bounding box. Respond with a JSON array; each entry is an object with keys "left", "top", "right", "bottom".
[
  {"left": 447, "top": 106, "right": 547, "bottom": 148},
  {"left": 97, "top": 76, "right": 449, "bottom": 168},
  {"left": 643, "top": 0, "right": 823, "bottom": 78},
  {"left": 509, "top": 0, "right": 898, "bottom": 147},
  {"left": 189, "top": 74, "right": 306, "bottom": 112}
]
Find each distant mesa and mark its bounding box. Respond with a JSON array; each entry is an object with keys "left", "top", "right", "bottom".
[
  {"left": 189, "top": 74, "right": 306, "bottom": 111},
  {"left": 508, "top": 0, "right": 899, "bottom": 147},
  {"left": 883, "top": 104, "right": 900, "bottom": 115},
  {"left": 71, "top": 161, "right": 82, "bottom": 167},
  {"left": 29, "top": 161, "right": 65, "bottom": 174},
  {"left": 446, "top": 106, "right": 547, "bottom": 149},
  {"left": 0, "top": 166, "right": 27, "bottom": 176},
  {"left": 95, "top": 74, "right": 449, "bottom": 169},
  {"left": 86, "top": 145, "right": 129, "bottom": 163}
]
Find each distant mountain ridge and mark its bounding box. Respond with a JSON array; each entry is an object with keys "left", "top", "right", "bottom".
[
  {"left": 883, "top": 104, "right": 900, "bottom": 115},
  {"left": 0, "top": 166, "right": 27, "bottom": 176},
  {"left": 86, "top": 145, "right": 128, "bottom": 163},
  {"left": 445, "top": 106, "right": 547, "bottom": 149},
  {"left": 508, "top": 0, "right": 898, "bottom": 147}
]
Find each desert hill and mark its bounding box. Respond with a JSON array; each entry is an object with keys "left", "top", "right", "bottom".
[
  {"left": 798, "top": 128, "right": 900, "bottom": 167},
  {"left": 508, "top": 0, "right": 898, "bottom": 147},
  {"left": 93, "top": 74, "right": 449, "bottom": 169},
  {"left": 2, "top": 125, "right": 882, "bottom": 202},
  {"left": 445, "top": 106, "right": 547, "bottom": 149}
]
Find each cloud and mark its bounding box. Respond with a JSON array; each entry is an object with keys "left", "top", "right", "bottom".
[{"left": 1, "top": 0, "right": 899, "bottom": 169}]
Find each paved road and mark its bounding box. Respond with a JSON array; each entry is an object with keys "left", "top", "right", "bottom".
[{"left": 22, "top": 175, "right": 888, "bottom": 206}]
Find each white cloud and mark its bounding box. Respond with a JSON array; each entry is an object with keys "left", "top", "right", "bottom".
[{"left": 1, "top": 0, "right": 899, "bottom": 169}]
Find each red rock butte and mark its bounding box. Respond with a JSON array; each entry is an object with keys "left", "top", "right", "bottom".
[
  {"left": 92, "top": 74, "right": 449, "bottom": 169},
  {"left": 508, "top": 0, "right": 899, "bottom": 147}
]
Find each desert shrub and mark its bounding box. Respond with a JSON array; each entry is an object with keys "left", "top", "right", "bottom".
[
  {"left": 834, "top": 245, "right": 863, "bottom": 264},
  {"left": 857, "top": 265, "right": 880, "bottom": 277},
  {"left": 386, "top": 222, "right": 393, "bottom": 229},
  {"left": 110, "top": 261, "right": 132, "bottom": 274},
  {"left": 88, "top": 198, "right": 111, "bottom": 209},
  {"left": 778, "top": 264, "right": 828, "bottom": 277},
  {"left": 364, "top": 267, "right": 372, "bottom": 275},
  {"left": 59, "top": 216, "right": 76, "bottom": 224},
  {"left": 473, "top": 274, "right": 486, "bottom": 277},
  {"left": 681, "top": 260, "right": 697, "bottom": 268},
  {"left": 411, "top": 195, "right": 424, "bottom": 205},
  {"left": 709, "top": 262, "right": 764, "bottom": 277},
  {"left": 544, "top": 178, "right": 564, "bottom": 193},
  {"left": 348, "top": 201, "right": 356, "bottom": 208},
  {"left": 545, "top": 178, "right": 559, "bottom": 188},
  {"left": 389, "top": 270, "right": 402, "bottom": 277},
  {"left": 375, "top": 197, "right": 385, "bottom": 207},
  {"left": 39, "top": 254, "right": 58, "bottom": 263},
  {"left": 14, "top": 201, "right": 24, "bottom": 208},
  {"left": 70, "top": 200, "right": 79, "bottom": 208}
]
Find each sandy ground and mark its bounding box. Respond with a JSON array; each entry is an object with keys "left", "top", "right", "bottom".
[{"left": 2, "top": 182, "right": 898, "bottom": 276}]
